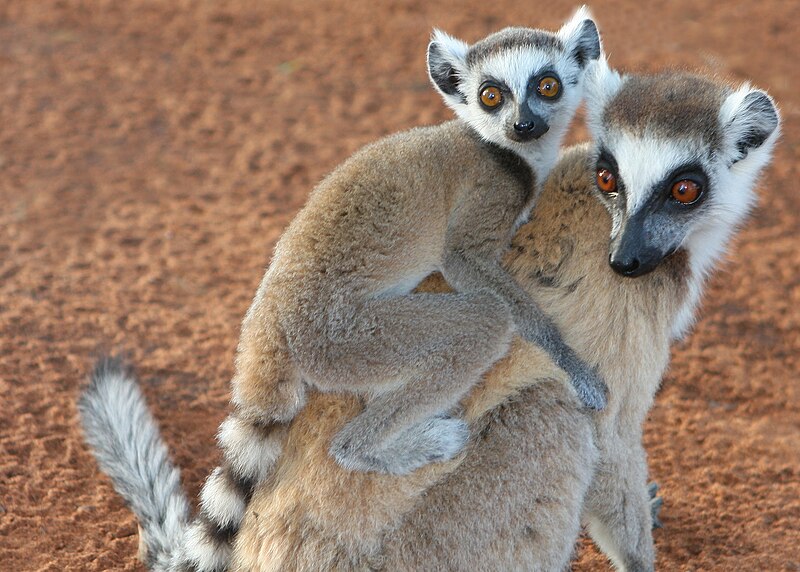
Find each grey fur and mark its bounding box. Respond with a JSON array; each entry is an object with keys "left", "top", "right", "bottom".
[
  {"left": 603, "top": 72, "right": 726, "bottom": 146},
  {"left": 648, "top": 482, "right": 664, "bottom": 529},
  {"left": 78, "top": 356, "right": 190, "bottom": 572},
  {"left": 333, "top": 415, "right": 470, "bottom": 474},
  {"left": 465, "top": 27, "right": 564, "bottom": 67}
]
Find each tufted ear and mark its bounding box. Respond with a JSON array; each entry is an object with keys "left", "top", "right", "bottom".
[
  {"left": 427, "top": 29, "right": 469, "bottom": 108},
  {"left": 558, "top": 6, "right": 602, "bottom": 69},
  {"left": 719, "top": 86, "right": 780, "bottom": 166},
  {"left": 583, "top": 55, "right": 624, "bottom": 139}
]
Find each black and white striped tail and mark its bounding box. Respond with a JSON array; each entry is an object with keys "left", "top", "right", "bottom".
[
  {"left": 173, "top": 415, "right": 287, "bottom": 572},
  {"left": 79, "top": 357, "right": 288, "bottom": 572}
]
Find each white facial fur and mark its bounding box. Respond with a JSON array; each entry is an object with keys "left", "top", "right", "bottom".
[
  {"left": 603, "top": 133, "right": 710, "bottom": 214},
  {"left": 586, "top": 59, "right": 781, "bottom": 339},
  {"left": 428, "top": 7, "right": 602, "bottom": 182},
  {"left": 455, "top": 43, "right": 587, "bottom": 179}
]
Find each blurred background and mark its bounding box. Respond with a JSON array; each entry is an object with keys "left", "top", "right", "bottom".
[{"left": 0, "top": 1, "right": 797, "bottom": 570}]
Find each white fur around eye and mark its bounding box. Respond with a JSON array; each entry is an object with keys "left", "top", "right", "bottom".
[{"left": 605, "top": 133, "right": 697, "bottom": 213}]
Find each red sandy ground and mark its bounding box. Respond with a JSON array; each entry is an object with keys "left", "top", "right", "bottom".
[{"left": 0, "top": 1, "right": 797, "bottom": 570}]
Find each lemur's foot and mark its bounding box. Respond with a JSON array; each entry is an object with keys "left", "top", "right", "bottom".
[
  {"left": 330, "top": 416, "right": 469, "bottom": 475},
  {"left": 648, "top": 481, "right": 664, "bottom": 529}
]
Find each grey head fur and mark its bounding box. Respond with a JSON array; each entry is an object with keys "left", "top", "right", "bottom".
[
  {"left": 603, "top": 72, "right": 728, "bottom": 149},
  {"left": 464, "top": 27, "right": 565, "bottom": 67}
]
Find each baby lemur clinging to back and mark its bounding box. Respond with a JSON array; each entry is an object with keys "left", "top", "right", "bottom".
[
  {"left": 79, "top": 9, "right": 604, "bottom": 572},
  {"left": 236, "top": 7, "right": 605, "bottom": 473}
]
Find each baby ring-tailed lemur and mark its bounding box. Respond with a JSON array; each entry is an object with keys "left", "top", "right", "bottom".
[{"left": 79, "top": 9, "right": 604, "bottom": 572}]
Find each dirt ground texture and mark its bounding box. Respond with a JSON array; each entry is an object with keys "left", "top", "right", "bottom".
[{"left": 0, "top": 0, "right": 797, "bottom": 570}]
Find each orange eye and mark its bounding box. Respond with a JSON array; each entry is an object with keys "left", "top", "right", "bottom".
[
  {"left": 671, "top": 179, "right": 702, "bottom": 204},
  {"left": 596, "top": 168, "right": 617, "bottom": 193},
  {"left": 479, "top": 85, "right": 503, "bottom": 108},
  {"left": 537, "top": 76, "right": 560, "bottom": 98}
]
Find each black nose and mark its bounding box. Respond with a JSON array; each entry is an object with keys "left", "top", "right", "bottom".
[
  {"left": 511, "top": 117, "right": 549, "bottom": 141},
  {"left": 609, "top": 253, "right": 641, "bottom": 276},
  {"left": 514, "top": 121, "right": 535, "bottom": 133}
]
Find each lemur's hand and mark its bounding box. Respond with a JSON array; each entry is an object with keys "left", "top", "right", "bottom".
[{"left": 560, "top": 351, "right": 608, "bottom": 411}]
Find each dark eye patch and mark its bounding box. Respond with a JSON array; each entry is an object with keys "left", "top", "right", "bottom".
[
  {"left": 594, "top": 146, "right": 625, "bottom": 200},
  {"left": 479, "top": 76, "right": 510, "bottom": 94},
  {"left": 596, "top": 145, "right": 619, "bottom": 173},
  {"left": 526, "top": 70, "right": 563, "bottom": 102},
  {"left": 662, "top": 164, "right": 708, "bottom": 208}
]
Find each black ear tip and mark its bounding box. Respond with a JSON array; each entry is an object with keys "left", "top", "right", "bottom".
[
  {"left": 731, "top": 90, "right": 780, "bottom": 159},
  {"left": 427, "top": 39, "right": 449, "bottom": 70},
  {"left": 744, "top": 90, "right": 774, "bottom": 108},
  {"left": 427, "top": 50, "right": 462, "bottom": 99},
  {"left": 743, "top": 90, "right": 780, "bottom": 139},
  {"left": 426, "top": 42, "right": 441, "bottom": 72},
  {"left": 573, "top": 19, "right": 601, "bottom": 64},
  {"left": 745, "top": 90, "right": 779, "bottom": 125}
]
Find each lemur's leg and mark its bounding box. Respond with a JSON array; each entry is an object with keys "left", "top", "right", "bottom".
[
  {"left": 230, "top": 295, "right": 305, "bottom": 424},
  {"left": 584, "top": 436, "right": 656, "bottom": 572},
  {"left": 293, "top": 291, "right": 515, "bottom": 475}
]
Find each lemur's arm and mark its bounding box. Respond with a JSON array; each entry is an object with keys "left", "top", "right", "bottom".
[
  {"left": 440, "top": 200, "right": 607, "bottom": 410},
  {"left": 442, "top": 247, "right": 551, "bottom": 341},
  {"left": 439, "top": 183, "right": 540, "bottom": 334}
]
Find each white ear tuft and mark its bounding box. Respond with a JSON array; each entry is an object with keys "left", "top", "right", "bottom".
[
  {"left": 584, "top": 55, "right": 624, "bottom": 139},
  {"left": 719, "top": 85, "right": 780, "bottom": 167},
  {"left": 558, "top": 6, "right": 602, "bottom": 68},
  {"left": 430, "top": 29, "right": 469, "bottom": 62},
  {"left": 558, "top": 6, "right": 593, "bottom": 39},
  {"left": 427, "top": 29, "right": 470, "bottom": 109}
]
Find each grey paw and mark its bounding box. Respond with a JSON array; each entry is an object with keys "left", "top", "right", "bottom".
[
  {"left": 648, "top": 481, "right": 664, "bottom": 529},
  {"left": 329, "top": 426, "right": 377, "bottom": 473},
  {"left": 330, "top": 416, "right": 470, "bottom": 475},
  {"left": 382, "top": 416, "right": 470, "bottom": 474}
]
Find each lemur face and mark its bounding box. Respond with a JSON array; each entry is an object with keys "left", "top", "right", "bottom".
[
  {"left": 585, "top": 64, "right": 780, "bottom": 278},
  {"left": 428, "top": 8, "right": 601, "bottom": 156}
]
